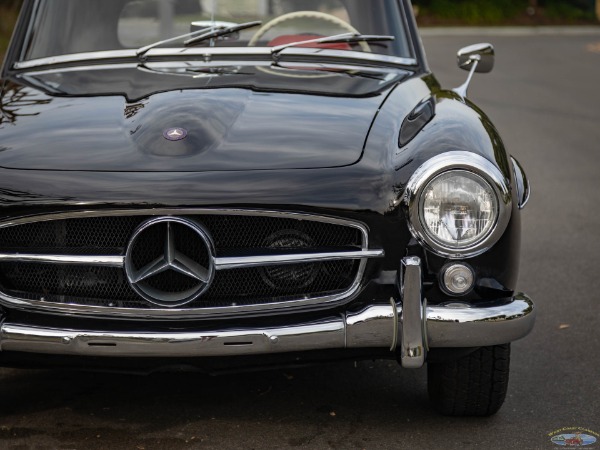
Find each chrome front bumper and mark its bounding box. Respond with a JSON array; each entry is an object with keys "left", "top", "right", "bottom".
[{"left": 0, "top": 257, "right": 535, "bottom": 369}]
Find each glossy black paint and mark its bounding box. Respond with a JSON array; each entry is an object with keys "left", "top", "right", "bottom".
[
  {"left": 0, "top": 72, "right": 521, "bottom": 304},
  {"left": 0, "top": 0, "right": 525, "bottom": 369},
  {"left": 0, "top": 67, "right": 406, "bottom": 171},
  {"left": 398, "top": 95, "right": 436, "bottom": 147}
]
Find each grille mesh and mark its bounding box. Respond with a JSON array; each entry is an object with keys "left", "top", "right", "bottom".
[
  {"left": 0, "top": 215, "right": 360, "bottom": 255},
  {"left": 0, "top": 217, "right": 142, "bottom": 251},
  {"left": 0, "top": 213, "right": 364, "bottom": 313}
]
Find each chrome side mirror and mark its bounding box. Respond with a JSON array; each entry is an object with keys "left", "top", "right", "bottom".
[
  {"left": 458, "top": 43, "right": 495, "bottom": 73},
  {"left": 454, "top": 43, "right": 495, "bottom": 98}
]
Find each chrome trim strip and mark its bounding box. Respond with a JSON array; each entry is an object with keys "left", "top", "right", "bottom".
[
  {"left": 399, "top": 257, "right": 426, "bottom": 368},
  {"left": 154, "top": 47, "right": 419, "bottom": 67},
  {"left": 270, "top": 61, "right": 401, "bottom": 74},
  {"left": 404, "top": 151, "right": 513, "bottom": 259},
  {"left": 0, "top": 253, "right": 124, "bottom": 267},
  {"left": 0, "top": 249, "right": 383, "bottom": 270},
  {"left": 0, "top": 208, "right": 373, "bottom": 319},
  {"left": 13, "top": 50, "right": 137, "bottom": 70},
  {"left": 24, "top": 63, "right": 140, "bottom": 76},
  {"left": 0, "top": 320, "right": 346, "bottom": 357},
  {"left": 18, "top": 0, "right": 42, "bottom": 63},
  {"left": 0, "top": 208, "right": 368, "bottom": 232},
  {"left": 0, "top": 295, "right": 535, "bottom": 358},
  {"left": 14, "top": 47, "right": 417, "bottom": 71},
  {"left": 0, "top": 290, "right": 358, "bottom": 320},
  {"left": 214, "top": 250, "right": 384, "bottom": 270},
  {"left": 511, "top": 156, "right": 531, "bottom": 210}
]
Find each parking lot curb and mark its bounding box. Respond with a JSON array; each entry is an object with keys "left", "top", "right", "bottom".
[{"left": 420, "top": 26, "right": 600, "bottom": 37}]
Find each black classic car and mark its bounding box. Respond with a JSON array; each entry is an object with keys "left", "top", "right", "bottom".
[{"left": 0, "top": 0, "right": 534, "bottom": 416}]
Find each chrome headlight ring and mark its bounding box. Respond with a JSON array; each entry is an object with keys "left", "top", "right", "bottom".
[{"left": 404, "top": 151, "right": 512, "bottom": 258}]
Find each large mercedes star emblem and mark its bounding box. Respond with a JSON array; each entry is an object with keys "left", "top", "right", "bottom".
[{"left": 124, "top": 217, "right": 215, "bottom": 307}]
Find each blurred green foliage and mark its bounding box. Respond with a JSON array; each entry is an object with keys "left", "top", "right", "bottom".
[
  {"left": 413, "top": 0, "right": 597, "bottom": 24},
  {"left": 415, "top": 0, "right": 526, "bottom": 24},
  {"left": 543, "top": 0, "right": 596, "bottom": 19},
  {"left": 1, "top": 0, "right": 23, "bottom": 62}
]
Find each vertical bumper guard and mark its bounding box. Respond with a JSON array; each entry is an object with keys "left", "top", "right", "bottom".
[{"left": 400, "top": 256, "right": 427, "bottom": 368}]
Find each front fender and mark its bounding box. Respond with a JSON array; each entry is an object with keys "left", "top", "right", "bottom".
[
  {"left": 393, "top": 89, "right": 512, "bottom": 183},
  {"left": 364, "top": 81, "right": 522, "bottom": 304}
]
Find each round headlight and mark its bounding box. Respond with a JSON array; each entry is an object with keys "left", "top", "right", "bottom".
[
  {"left": 420, "top": 170, "right": 498, "bottom": 248},
  {"left": 405, "top": 152, "right": 512, "bottom": 258}
]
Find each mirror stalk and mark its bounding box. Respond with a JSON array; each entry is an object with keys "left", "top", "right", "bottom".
[
  {"left": 453, "top": 55, "right": 480, "bottom": 98},
  {"left": 453, "top": 43, "right": 494, "bottom": 99}
]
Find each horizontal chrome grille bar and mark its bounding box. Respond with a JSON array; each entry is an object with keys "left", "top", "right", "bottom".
[
  {"left": 0, "top": 253, "right": 124, "bottom": 267},
  {"left": 0, "top": 249, "right": 384, "bottom": 270},
  {"left": 214, "top": 250, "right": 384, "bottom": 270}
]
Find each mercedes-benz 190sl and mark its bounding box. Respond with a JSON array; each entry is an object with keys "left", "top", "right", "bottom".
[{"left": 0, "top": 0, "right": 534, "bottom": 416}]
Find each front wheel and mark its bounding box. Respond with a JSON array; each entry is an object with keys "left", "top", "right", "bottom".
[{"left": 427, "top": 344, "right": 510, "bottom": 416}]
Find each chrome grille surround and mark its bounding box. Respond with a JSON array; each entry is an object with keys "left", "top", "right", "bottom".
[{"left": 0, "top": 209, "right": 383, "bottom": 320}]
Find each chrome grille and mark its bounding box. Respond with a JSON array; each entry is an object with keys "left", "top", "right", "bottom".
[
  {"left": 0, "top": 260, "right": 358, "bottom": 309},
  {"left": 0, "top": 210, "right": 382, "bottom": 319},
  {"left": 0, "top": 215, "right": 361, "bottom": 255}
]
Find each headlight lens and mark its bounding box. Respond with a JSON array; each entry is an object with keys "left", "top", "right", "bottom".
[{"left": 421, "top": 170, "right": 498, "bottom": 248}]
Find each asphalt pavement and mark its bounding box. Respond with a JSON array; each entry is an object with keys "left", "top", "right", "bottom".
[{"left": 1, "top": 28, "right": 600, "bottom": 449}]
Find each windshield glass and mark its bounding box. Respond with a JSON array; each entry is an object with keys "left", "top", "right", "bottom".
[{"left": 22, "top": 0, "right": 413, "bottom": 61}]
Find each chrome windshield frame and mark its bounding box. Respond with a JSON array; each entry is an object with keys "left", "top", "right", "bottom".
[{"left": 12, "top": 47, "right": 418, "bottom": 72}]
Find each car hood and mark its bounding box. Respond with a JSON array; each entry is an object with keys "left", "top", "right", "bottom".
[{"left": 0, "top": 65, "right": 407, "bottom": 172}]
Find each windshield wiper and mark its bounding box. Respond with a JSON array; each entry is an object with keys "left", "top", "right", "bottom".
[
  {"left": 136, "top": 21, "right": 262, "bottom": 60},
  {"left": 270, "top": 32, "right": 395, "bottom": 60},
  {"left": 183, "top": 21, "right": 262, "bottom": 47},
  {"left": 137, "top": 30, "right": 208, "bottom": 59}
]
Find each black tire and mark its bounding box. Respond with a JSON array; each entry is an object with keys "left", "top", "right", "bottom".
[{"left": 427, "top": 344, "right": 510, "bottom": 416}]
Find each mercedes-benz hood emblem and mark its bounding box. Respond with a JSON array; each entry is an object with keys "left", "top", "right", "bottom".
[{"left": 163, "top": 127, "right": 188, "bottom": 141}]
